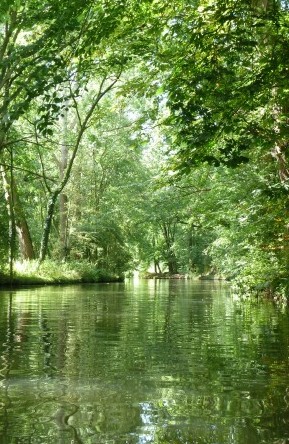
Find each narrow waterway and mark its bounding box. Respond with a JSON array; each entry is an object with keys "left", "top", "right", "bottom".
[{"left": 0, "top": 279, "right": 288, "bottom": 443}]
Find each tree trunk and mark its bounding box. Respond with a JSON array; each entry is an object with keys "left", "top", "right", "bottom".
[
  {"left": 167, "top": 254, "right": 178, "bottom": 275},
  {"left": 59, "top": 110, "right": 69, "bottom": 260},
  {"left": 16, "top": 222, "right": 35, "bottom": 260},
  {"left": 38, "top": 192, "right": 59, "bottom": 264},
  {"left": 1, "top": 164, "right": 35, "bottom": 260},
  {"left": 59, "top": 193, "right": 69, "bottom": 258},
  {"left": 188, "top": 224, "right": 194, "bottom": 272},
  {"left": 161, "top": 222, "right": 178, "bottom": 274},
  {"left": 2, "top": 174, "right": 16, "bottom": 281}
]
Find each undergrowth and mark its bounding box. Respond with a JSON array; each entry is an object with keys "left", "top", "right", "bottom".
[{"left": 0, "top": 260, "right": 123, "bottom": 287}]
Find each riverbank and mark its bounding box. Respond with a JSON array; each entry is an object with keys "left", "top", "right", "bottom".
[
  {"left": 0, "top": 260, "right": 123, "bottom": 287},
  {"left": 142, "top": 272, "right": 189, "bottom": 279},
  {"left": 142, "top": 272, "right": 224, "bottom": 280}
]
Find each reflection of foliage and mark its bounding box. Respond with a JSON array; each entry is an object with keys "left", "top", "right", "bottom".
[{"left": 0, "top": 282, "right": 288, "bottom": 442}]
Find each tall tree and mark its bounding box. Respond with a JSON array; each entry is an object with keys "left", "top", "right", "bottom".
[
  {"left": 38, "top": 75, "right": 120, "bottom": 263},
  {"left": 0, "top": 0, "right": 166, "bottom": 266}
]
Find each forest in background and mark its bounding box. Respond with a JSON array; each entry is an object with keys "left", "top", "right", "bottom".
[{"left": 1, "top": 0, "right": 289, "bottom": 299}]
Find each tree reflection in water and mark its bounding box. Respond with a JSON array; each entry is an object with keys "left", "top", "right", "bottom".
[{"left": 0, "top": 281, "right": 288, "bottom": 443}]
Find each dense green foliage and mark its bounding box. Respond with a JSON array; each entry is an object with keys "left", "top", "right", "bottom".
[{"left": 1, "top": 0, "right": 289, "bottom": 299}]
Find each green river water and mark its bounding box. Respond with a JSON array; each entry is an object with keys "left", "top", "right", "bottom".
[{"left": 0, "top": 279, "right": 288, "bottom": 443}]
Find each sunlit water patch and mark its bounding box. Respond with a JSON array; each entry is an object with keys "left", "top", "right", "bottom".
[{"left": 0, "top": 280, "right": 288, "bottom": 443}]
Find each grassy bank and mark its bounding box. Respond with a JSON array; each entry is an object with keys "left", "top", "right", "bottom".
[{"left": 0, "top": 260, "right": 124, "bottom": 287}]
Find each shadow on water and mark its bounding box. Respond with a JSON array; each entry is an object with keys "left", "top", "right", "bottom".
[{"left": 0, "top": 280, "right": 288, "bottom": 443}]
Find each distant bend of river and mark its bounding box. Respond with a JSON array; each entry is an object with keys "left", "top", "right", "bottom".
[{"left": 0, "top": 279, "right": 288, "bottom": 444}]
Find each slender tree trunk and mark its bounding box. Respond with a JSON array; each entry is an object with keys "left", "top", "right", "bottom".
[
  {"left": 38, "top": 192, "right": 59, "bottom": 264},
  {"left": 59, "top": 193, "right": 69, "bottom": 258},
  {"left": 154, "top": 260, "right": 162, "bottom": 274},
  {"left": 1, "top": 157, "right": 16, "bottom": 282},
  {"left": 74, "top": 164, "right": 83, "bottom": 220},
  {"left": 188, "top": 224, "right": 194, "bottom": 272},
  {"left": 59, "top": 110, "right": 69, "bottom": 260}
]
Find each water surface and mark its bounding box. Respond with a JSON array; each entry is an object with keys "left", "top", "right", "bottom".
[{"left": 0, "top": 279, "right": 288, "bottom": 443}]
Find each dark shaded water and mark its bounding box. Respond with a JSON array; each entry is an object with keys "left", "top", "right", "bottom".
[{"left": 0, "top": 280, "right": 289, "bottom": 443}]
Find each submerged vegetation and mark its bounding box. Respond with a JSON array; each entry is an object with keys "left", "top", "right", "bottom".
[{"left": 1, "top": 0, "right": 289, "bottom": 299}]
